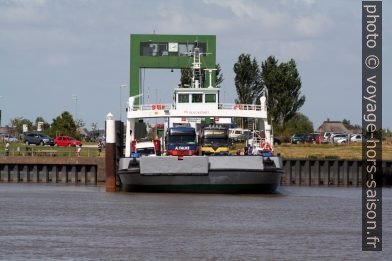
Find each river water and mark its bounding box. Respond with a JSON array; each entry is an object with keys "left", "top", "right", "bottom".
[{"left": 0, "top": 184, "right": 391, "bottom": 260}]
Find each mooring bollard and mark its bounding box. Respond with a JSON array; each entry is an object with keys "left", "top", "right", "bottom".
[{"left": 105, "top": 112, "right": 117, "bottom": 192}]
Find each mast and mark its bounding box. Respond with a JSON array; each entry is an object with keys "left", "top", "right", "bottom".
[{"left": 191, "top": 47, "right": 202, "bottom": 88}]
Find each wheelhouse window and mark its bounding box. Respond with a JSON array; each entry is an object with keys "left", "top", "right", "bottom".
[
  {"left": 140, "top": 42, "right": 168, "bottom": 56},
  {"left": 140, "top": 42, "right": 207, "bottom": 57},
  {"left": 192, "top": 94, "right": 202, "bottom": 103},
  {"left": 205, "top": 94, "right": 216, "bottom": 103},
  {"left": 178, "top": 43, "right": 207, "bottom": 56},
  {"left": 178, "top": 94, "right": 189, "bottom": 103}
]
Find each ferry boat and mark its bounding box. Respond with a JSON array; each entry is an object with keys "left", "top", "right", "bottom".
[{"left": 118, "top": 47, "right": 283, "bottom": 193}]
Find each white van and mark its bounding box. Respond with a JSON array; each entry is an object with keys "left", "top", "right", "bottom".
[{"left": 135, "top": 141, "right": 157, "bottom": 157}]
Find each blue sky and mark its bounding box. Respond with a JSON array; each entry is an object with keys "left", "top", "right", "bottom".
[{"left": 0, "top": 0, "right": 390, "bottom": 130}]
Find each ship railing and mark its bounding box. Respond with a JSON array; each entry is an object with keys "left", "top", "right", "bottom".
[
  {"left": 218, "top": 103, "right": 265, "bottom": 111},
  {"left": 129, "top": 103, "right": 265, "bottom": 111}
]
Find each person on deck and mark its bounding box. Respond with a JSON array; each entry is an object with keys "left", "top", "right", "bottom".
[{"left": 248, "top": 144, "right": 253, "bottom": 155}]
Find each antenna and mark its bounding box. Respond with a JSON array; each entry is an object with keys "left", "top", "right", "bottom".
[
  {"left": 72, "top": 94, "right": 78, "bottom": 120},
  {"left": 203, "top": 68, "right": 217, "bottom": 88},
  {"left": 189, "top": 48, "right": 211, "bottom": 89}
]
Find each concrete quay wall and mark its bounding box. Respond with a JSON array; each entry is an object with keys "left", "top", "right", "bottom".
[
  {"left": 0, "top": 157, "right": 105, "bottom": 184},
  {"left": 1, "top": 157, "right": 391, "bottom": 187},
  {"left": 281, "top": 159, "right": 392, "bottom": 186}
]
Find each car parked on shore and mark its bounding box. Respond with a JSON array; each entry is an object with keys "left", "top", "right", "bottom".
[
  {"left": 305, "top": 133, "right": 321, "bottom": 144},
  {"left": 24, "top": 133, "right": 54, "bottom": 146},
  {"left": 351, "top": 134, "right": 363, "bottom": 142},
  {"left": 332, "top": 134, "right": 348, "bottom": 143},
  {"left": 1, "top": 134, "right": 18, "bottom": 142},
  {"left": 291, "top": 133, "right": 307, "bottom": 144},
  {"left": 54, "top": 136, "right": 81, "bottom": 147}
]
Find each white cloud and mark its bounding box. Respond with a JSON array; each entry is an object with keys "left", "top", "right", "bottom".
[
  {"left": 203, "top": 0, "right": 286, "bottom": 29},
  {"left": 154, "top": 3, "right": 236, "bottom": 34},
  {"left": 294, "top": 14, "right": 333, "bottom": 37},
  {"left": 204, "top": 0, "right": 258, "bottom": 19},
  {"left": 0, "top": 4, "right": 48, "bottom": 25}
]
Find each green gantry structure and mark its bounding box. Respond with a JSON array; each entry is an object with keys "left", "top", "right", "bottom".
[{"left": 130, "top": 34, "right": 217, "bottom": 101}]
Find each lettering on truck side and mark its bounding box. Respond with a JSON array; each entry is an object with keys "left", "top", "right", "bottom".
[{"left": 175, "top": 146, "right": 190, "bottom": 150}]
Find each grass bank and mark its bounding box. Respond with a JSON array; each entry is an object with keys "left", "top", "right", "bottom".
[
  {"left": 0, "top": 142, "right": 104, "bottom": 157},
  {"left": 275, "top": 143, "right": 392, "bottom": 160},
  {"left": 230, "top": 142, "right": 392, "bottom": 160}
]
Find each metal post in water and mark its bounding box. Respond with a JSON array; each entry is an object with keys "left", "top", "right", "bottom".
[{"left": 105, "top": 112, "right": 117, "bottom": 192}]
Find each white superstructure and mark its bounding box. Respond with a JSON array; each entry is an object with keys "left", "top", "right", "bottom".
[{"left": 124, "top": 48, "right": 273, "bottom": 157}]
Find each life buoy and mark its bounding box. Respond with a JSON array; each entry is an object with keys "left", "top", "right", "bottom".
[{"left": 261, "top": 141, "right": 272, "bottom": 152}]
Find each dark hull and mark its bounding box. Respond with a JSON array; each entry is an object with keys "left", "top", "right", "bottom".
[
  {"left": 118, "top": 155, "right": 283, "bottom": 194},
  {"left": 118, "top": 169, "right": 282, "bottom": 194},
  {"left": 122, "top": 183, "right": 280, "bottom": 194}
]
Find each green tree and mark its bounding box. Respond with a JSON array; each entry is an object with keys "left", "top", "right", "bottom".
[
  {"left": 91, "top": 122, "right": 98, "bottom": 141},
  {"left": 49, "top": 111, "right": 79, "bottom": 138},
  {"left": 342, "top": 119, "right": 351, "bottom": 129},
  {"left": 383, "top": 128, "right": 392, "bottom": 140},
  {"left": 342, "top": 119, "right": 361, "bottom": 130},
  {"left": 280, "top": 112, "right": 313, "bottom": 136},
  {"left": 261, "top": 56, "right": 305, "bottom": 130},
  {"left": 180, "top": 67, "right": 192, "bottom": 87},
  {"left": 75, "top": 119, "right": 85, "bottom": 129},
  {"left": 215, "top": 64, "right": 224, "bottom": 88},
  {"left": 10, "top": 117, "right": 33, "bottom": 134},
  {"left": 233, "top": 54, "right": 262, "bottom": 104},
  {"left": 34, "top": 116, "right": 50, "bottom": 133}
]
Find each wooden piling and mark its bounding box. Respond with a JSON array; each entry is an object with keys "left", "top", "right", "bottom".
[{"left": 105, "top": 113, "right": 117, "bottom": 192}]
